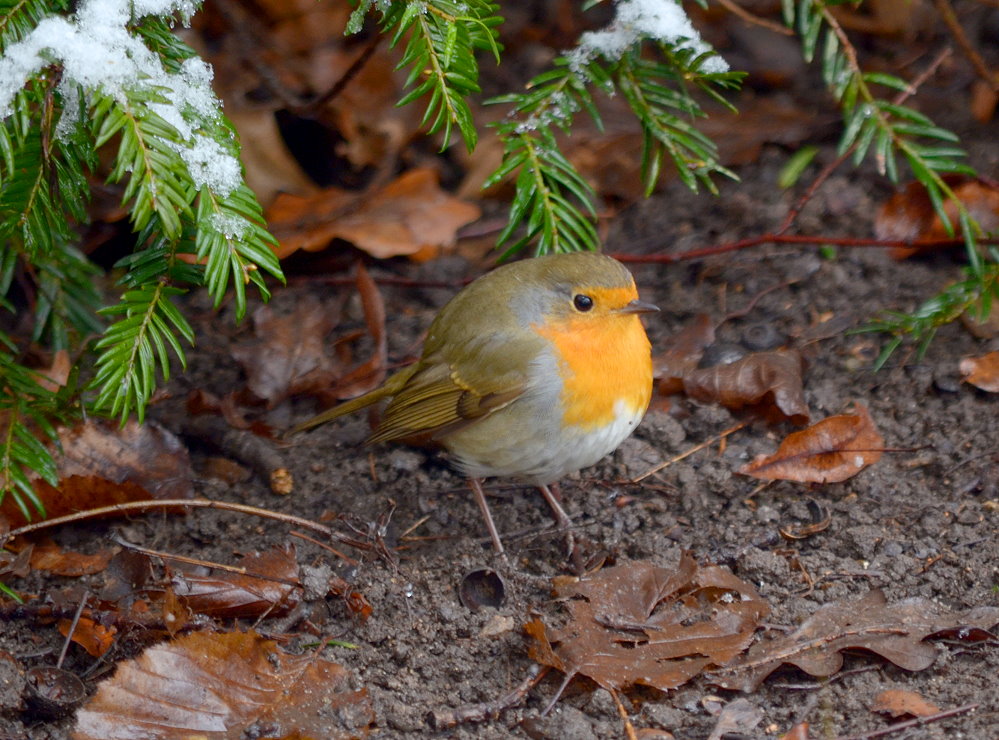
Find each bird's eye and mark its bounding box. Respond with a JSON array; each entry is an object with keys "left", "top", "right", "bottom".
[{"left": 573, "top": 294, "right": 594, "bottom": 312}]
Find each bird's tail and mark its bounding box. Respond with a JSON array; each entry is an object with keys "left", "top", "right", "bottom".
[{"left": 286, "top": 363, "right": 419, "bottom": 436}]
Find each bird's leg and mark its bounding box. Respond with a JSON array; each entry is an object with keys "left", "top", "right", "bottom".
[
  {"left": 537, "top": 483, "right": 583, "bottom": 573},
  {"left": 468, "top": 477, "right": 508, "bottom": 562}
]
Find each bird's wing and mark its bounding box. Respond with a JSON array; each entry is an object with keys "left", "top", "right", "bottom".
[{"left": 367, "top": 331, "right": 540, "bottom": 444}]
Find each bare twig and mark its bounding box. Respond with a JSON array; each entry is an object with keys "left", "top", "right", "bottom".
[
  {"left": 56, "top": 592, "right": 88, "bottom": 669},
  {"left": 612, "top": 232, "right": 999, "bottom": 265},
  {"left": 832, "top": 702, "right": 979, "bottom": 740},
  {"left": 111, "top": 534, "right": 303, "bottom": 588},
  {"left": 2, "top": 498, "right": 375, "bottom": 553},
  {"left": 427, "top": 665, "right": 549, "bottom": 729},
  {"left": 933, "top": 0, "right": 998, "bottom": 90},
  {"left": 632, "top": 421, "right": 749, "bottom": 483},
  {"left": 713, "top": 0, "right": 793, "bottom": 35}
]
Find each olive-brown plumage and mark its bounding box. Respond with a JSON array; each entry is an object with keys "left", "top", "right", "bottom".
[{"left": 291, "top": 252, "right": 657, "bottom": 556}]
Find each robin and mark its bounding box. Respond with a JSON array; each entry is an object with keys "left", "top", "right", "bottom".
[{"left": 291, "top": 252, "right": 657, "bottom": 557}]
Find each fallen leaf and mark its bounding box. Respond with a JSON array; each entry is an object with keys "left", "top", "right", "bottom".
[
  {"left": 171, "top": 544, "right": 301, "bottom": 620},
  {"left": 870, "top": 688, "right": 941, "bottom": 718},
  {"left": 231, "top": 295, "right": 341, "bottom": 405},
  {"left": 28, "top": 539, "right": 115, "bottom": 577},
  {"left": 267, "top": 168, "right": 481, "bottom": 260},
  {"left": 73, "top": 630, "right": 374, "bottom": 739},
  {"left": 655, "top": 313, "right": 716, "bottom": 395},
  {"left": 706, "top": 697, "right": 763, "bottom": 740},
  {"left": 58, "top": 618, "right": 116, "bottom": 658},
  {"left": 527, "top": 555, "right": 768, "bottom": 696},
  {"left": 875, "top": 176, "right": 999, "bottom": 258},
  {"left": 709, "top": 589, "right": 999, "bottom": 692},
  {"left": 3, "top": 420, "right": 193, "bottom": 527},
  {"left": 959, "top": 351, "right": 999, "bottom": 392},
  {"left": 319, "top": 262, "right": 387, "bottom": 402},
  {"left": 779, "top": 722, "right": 810, "bottom": 740},
  {"left": 684, "top": 349, "right": 809, "bottom": 425},
  {"left": 740, "top": 404, "right": 883, "bottom": 483}
]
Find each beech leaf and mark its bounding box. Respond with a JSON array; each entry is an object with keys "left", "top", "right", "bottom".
[{"left": 740, "top": 404, "right": 883, "bottom": 483}]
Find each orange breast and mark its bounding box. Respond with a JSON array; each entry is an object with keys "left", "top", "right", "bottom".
[{"left": 533, "top": 312, "right": 653, "bottom": 431}]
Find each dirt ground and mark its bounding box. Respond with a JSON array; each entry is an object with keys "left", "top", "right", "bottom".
[{"left": 3, "top": 57, "right": 999, "bottom": 740}]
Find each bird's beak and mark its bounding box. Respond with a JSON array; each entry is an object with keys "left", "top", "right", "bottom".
[{"left": 618, "top": 299, "right": 659, "bottom": 315}]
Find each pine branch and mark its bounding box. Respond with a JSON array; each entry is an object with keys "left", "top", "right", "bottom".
[
  {"left": 785, "top": 0, "right": 995, "bottom": 357},
  {"left": 0, "top": 342, "right": 67, "bottom": 519},
  {"left": 354, "top": 0, "right": 502, "bottom": 152}
]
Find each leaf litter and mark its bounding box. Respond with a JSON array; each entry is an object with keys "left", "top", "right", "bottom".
[
  {"left": 72, "top": 630, "right": 374, "bottom": 740},
  {"left": 525, "top": 556, "right": 999, "bottom": 713}
]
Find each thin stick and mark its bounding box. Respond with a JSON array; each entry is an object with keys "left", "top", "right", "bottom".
[
  {"left": 2, "top": 498, "right": 371, "bottom": 551},
  {"left": 713, "top": 0, "right": 793, "bottom": 35},
  {"left": 112, "top": 534, "right": 302, "bottom": 588},
  {"left": 609, "top": 687, "right": 638, "bottom": 740},
  {"left": 932, "top": 0, "right": 997, "bottom": 90},
  {"left": 289, "top": 530, "right": 359, "bottom": 566},
  {"left": 56, "top": 591, "right": 88, "bottom": 669},
  {"left": 427, "top": 665, "right": 549, "bottom": 729},
  {"left": 632, "top": 421, "right": 748, "bottom": 483},
  {"left": 832, "top": 702, "right": 979, "bottom": 740}
]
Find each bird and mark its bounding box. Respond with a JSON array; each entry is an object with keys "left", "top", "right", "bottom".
[{"left": 290, "top": 252, "right": 658, "bottom": 558}]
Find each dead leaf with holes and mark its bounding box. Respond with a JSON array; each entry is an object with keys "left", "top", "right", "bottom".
[
  {"left": 708, "top": 589, "right": 999, "bottom": 692},
  {"left": 959, "top": 351, "right": 999, "bottom": 392},
  {"left": 683, "top": 349, "right": 809, "bottom": 425},
  {"left": 526, "top": 555, "right": 768, "bottom": 698},
  {"left": 73, "top": 630, "right": 374, "bottom": 739},
  {"left": 740, "top": 404, "right": 883, "bottom": 483},
  {"left": 171, "top": 544, "right": 301, "bottom": 620},
  {"left": 267, "top": 168, "right": 480, "bottom": 260}
]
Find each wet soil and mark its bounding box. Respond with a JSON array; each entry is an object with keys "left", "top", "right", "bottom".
[{"left": 2, "top": 88, "right": 999, "bottom": 740}]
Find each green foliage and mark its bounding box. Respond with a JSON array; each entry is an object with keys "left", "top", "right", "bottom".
[
  {"left": 348, "top": 1, "right": 741, "bottom": 256},
  {"left": 0, "top": 2, "right": 284, "bottom": 512},
  {"left": 354, "top": 0, "right": 502, "bottom": 151},
  {"left": 485, "top": 45, "right": 740, "bottom": 255},
  {"left": 785, "top": 0, "right": 995, "bottom": 359},
  {"left": 0, "top": 342, "right": 69, "bottom": 519}
]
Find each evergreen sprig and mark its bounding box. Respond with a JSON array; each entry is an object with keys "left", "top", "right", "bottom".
[
  {"left": 0, "top": 342, "right": 68, "bottom": 520},
  {"left": 487, "top": 42, "right": 741, "bottom": 255},
  {"left": 785, "top": 0, "right": 995, "bottom": 357},
  {"left": 0, "top": 1, "right": 285, "bottom": 511},
  {"left": 350, "top": 0, "right": 502, "bottom": 152}
]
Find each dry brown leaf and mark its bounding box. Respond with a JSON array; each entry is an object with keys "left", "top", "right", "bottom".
[
  {"left": 706, "top": 698, "right": 762, "bottom": 740},
  {"left": 655, "top": 313, "right": 716, "bottom": 395},
  {"left": 171, "top": 544, "right": 301, "bottom": 620},
  {"left": 875, "top": 176, "right": 999, "bottom": 258},
  {"left": 709, "top": 589, "right": 999, "bottom": 692},
  {"left": 684, "top": 349, "right": 809, "bottom": 425},
  {"left": 959, "top": 351, "right": 999, "bottom": 392},
  {"left": 268, "top": 168, "right": 481, "bottom": 260},
  {"left": 320, "top": 261, "right": 387, "bottom": 402},
  {"left": 36, "top": 350, "right": 72, "bottom": 392},
  {"left": 27, "top": 539, "right": 115, "bottom": 577},
  {"left": 58, "top": 618, "right": 116, "bottom": 658},
  {"left": 2, "top": 420, "right": 193, "bottom": 528},
  {"left": 73, "top": 630, "right": 374, "bottom": 740},
  {"left": 870, "top": 688, "right": 941, "bottom": 718},
  {"left": 779, "top": 722, "right": 810, "bottom": 740},
  {"left": 527, "top": 555, "right": 768, "bottom": 695},
  {"left": 740, "top": 404, "right": 883, "bottom": 483},
  {"left": 231, "top": 295, "right": 341, "bottom": 405}
]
